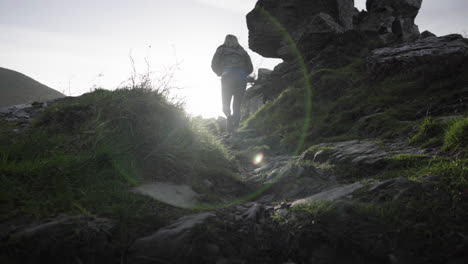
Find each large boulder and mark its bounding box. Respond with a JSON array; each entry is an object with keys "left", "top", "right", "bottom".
[
  {"left": 127, "top": 212, "right": 215, "bottom": 263},
  {"left": 246, "top": 0, "right": 355, "bottom": 59},
  {"left": 358, "top": 0, "right": 422, "bottom": 43},
  {"left": 368, "top": 34, "right": 468, "bottom": 80}
]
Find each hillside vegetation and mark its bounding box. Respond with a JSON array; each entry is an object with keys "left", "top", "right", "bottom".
[{"left": 0, "top": 86, "right": 243, "bottom": 225}]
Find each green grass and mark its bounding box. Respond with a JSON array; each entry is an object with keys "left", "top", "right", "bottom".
[
  {"left": 409, "top": 116, "right": 468, "bottom": 155},
  {"left": 409, "top": 116, "right": 445, "bottom": 146},
  {"left": 443, "top": 117, "right": 468, "bottom": 153},
  {"left": 0, "top": 87, "right": 240, "bottom": 221}
]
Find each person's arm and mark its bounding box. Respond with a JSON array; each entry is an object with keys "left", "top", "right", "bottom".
[
  {"left": 244, "top": 51, "right": 254, "bottom": 75},
  {"left": 211, "top": 46, "right": 224, "bottom": 77}
]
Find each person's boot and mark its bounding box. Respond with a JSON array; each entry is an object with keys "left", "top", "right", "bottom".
[{"left": 226, "top": 116, "right": 234, "bottom": 133}]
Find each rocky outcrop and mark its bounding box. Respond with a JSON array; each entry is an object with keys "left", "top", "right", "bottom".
[
  {"left": 246, "top": 0, "right": 355, "bottom": 59},
  {"left": 244, "top": 0, "right": 424, "bottom": 105},
  {"left": 358, "top": 0, "right": 422, "bottom": 43},
  {"left": 420, "top": 30, "right": 436, "bottom": 39},
  {"left": 247, "top": 0, "right": 422, "bottom": 61},
  {"left": 368, "top": 34, "right": 468, "bottom": 80},
  {"left": 0, "top": 98, "right": 69, "bottom": 131}
]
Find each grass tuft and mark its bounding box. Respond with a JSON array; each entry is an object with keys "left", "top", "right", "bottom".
[{"left": 442, "top": 117, "right": 468, "bottom": 153}]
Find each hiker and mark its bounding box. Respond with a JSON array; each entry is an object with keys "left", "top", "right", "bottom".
[{"left": 211, "top": 34, "right": 253, "bottom": 133}]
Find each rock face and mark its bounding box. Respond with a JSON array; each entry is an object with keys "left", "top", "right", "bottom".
[
  {"left": 246, "top": 0, "right": 422, "bottom": 61},
  {"left": 359, "top": 0, "right": 422, "bottom": 43},
  {"left": 0, "top": 98, "right": 70, "bottom": 131},
  {"left": 368, "top": 34, "right": 468, "bottom": 80},
  {"left": 246, "top": 0, "right": 355, "bottom": 59},
  {"left": 243, "top": 0, "right": 424, "bottom": 106}
]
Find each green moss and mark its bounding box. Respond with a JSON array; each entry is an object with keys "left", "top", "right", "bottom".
[
  {"left": 385, "top": 154, "right": 431, "bottom": 169},
  {"left": 291, "top": 201, "right": 335, "bottom": 218}
]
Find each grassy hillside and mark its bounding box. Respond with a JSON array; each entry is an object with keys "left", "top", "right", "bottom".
[
  {"left": 0, "top": 87, "right": 242, "bottom": 225},
  {"left": 0, "top": 67, "right": 64, "bottom": 107}
]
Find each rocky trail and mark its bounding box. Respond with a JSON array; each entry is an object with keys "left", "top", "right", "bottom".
[
  {"left": 124, "top": 130, "right": 442, "bottom": 264},
  {"left": 2, "top": 99, "right": 468, "bottom": 264}
]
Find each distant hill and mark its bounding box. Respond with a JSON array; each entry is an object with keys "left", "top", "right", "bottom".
[{"left": 0, "top": 67, "right": 64, "bottom": 107}]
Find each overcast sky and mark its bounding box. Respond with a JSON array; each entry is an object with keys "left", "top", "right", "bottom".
[{"left": 1, "top": 0, "right": 467, "bottom": 117}]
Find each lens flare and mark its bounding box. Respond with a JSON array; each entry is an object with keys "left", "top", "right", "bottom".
[
  {"left": 258, "top": 7, "right": 312, "bottom": 155},
  {"left": 253, "top": 153, "right": 264, "bottom": 165}
]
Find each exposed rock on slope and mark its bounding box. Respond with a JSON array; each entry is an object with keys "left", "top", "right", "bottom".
[
  {"left": 0, "top": 67, "right": 64, "bottom": 107},
  {"left": 368, "top": 34, "right": 468, "bottom": 80}
]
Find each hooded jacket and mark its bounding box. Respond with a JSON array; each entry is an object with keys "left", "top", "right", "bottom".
[{"left": 211, "top": 45, "right": 253, "bottom": 77}]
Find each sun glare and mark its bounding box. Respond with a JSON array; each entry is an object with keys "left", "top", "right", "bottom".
[{"left": 253, "top": 153, "right": 264, "bottom": 165}]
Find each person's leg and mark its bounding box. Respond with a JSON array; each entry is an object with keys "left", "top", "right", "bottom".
[
  {"left": 221, "top": 75, "right": 235, "bottom": 132},
  {"left": 232, "top": 79, "right": 247, "bottom": 130},
  {"left": 221, "top": 76, "right": 232, "bottom": 118}
]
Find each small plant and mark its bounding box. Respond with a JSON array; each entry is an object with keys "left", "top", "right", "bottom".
[
  {"left": 385, "top": 154, "right": 430, "bottom": 169},
  {"left": 300, "top": 145, "right": 334, "bottom": 161},
  {"left": 409, "top": 116, "right": 444, "bottom": 146},
  {"left": 442, "top": 117, "right": 468, "bottom": 153}
]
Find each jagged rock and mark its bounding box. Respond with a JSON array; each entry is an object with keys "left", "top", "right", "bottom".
[
  {"left": 359, "top": 0, "right": 422, "bottom": 43},
  {"left": 302, "top": 140, "right": 430, "bottom": 168},
  {"left": 246, "top": 0, "right": 354, "bottom": 59},
  {"left": 241, "top": 85, "right": 264, "bottom": 119},
  {"left": 292, "top": 182, "right": 364, "bottom": 205},
  {"left": 257, "top": 68, "right": 273, "bottom": 81},
  {"left": 420, "top": 30, "right": 436, "bottom": 39},
  {"left": 3, "top": 215, "right": 115, "bottom": 264},
  {"left": 368, "top": 34, "right": 468, "bottom": 80},
  {"left": 242, "top": 203, "right": 265, "bottom": 222},
  {"left": 132, "top": 182, "right": 200, "bottom": 209},
  {"left": 127, "top": 212, "right": 215, "bottom": 263},
  {"left": 241, "top": 68, "right": 274, "bottom": 120}
]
